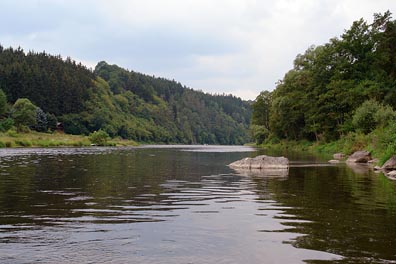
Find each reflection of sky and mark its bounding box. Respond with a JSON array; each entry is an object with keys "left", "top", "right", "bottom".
[
  {"left": 1, "top": 0, "right": 395, "bottom": 100},
  {"left": 2, "top": 146, "right": 396, "bottom": 263},
  {"left": 0, "top": 153, "right": 342, "bottom": 263}
]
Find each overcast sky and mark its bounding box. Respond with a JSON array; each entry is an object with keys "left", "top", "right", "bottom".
[{"left": 1, "top": 0, "right": 395, "bottom": 100}]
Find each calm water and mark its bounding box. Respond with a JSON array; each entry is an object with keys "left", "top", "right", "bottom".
[{"left": 0, "top": 145, "right": 395, "bottom": 263}]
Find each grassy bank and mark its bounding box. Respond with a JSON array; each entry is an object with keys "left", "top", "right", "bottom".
[
  {"left": 258, "top": 124, "right": 396, "bottom": 165},
  {"left": 0, "top": 131, "right": 139, "bottom": 148}
]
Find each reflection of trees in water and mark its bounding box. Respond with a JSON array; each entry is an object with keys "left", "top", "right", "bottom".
[
  {"left": 0, "top": 148, "right": 253, "bottom": 227},
  {"left": 261, "top": 165, "right": 396, "bottom": 262},
  {"left": 2, "top": 149, "right": 396, "bottom": 262}
]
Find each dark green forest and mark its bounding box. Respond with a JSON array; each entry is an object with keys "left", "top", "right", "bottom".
[
  {"left": 0, "top": 46, "right": 251, "bottom": 144},
  {"left": 251, "top": 11, "right": 396, "bottom": 145}
]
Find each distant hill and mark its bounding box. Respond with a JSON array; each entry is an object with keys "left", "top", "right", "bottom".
[{"left": 0, "top": 45, "right": 251, "bottom": 144}]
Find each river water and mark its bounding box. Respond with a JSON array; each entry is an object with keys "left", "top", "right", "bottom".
[{"left": 0, "top": 145, "right": 395, "bottom": 263}]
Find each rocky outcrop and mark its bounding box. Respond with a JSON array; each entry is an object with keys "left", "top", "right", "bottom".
[
  {"left": 379, "top": 156, "right": 396, "bottom": 180},
  {"left": 381, "top": 156, "right": 396, "bottom": 171},
  {"left": 346, "top": 151, "right": 372, "bottom": 163},
  {"left": 229, "top": 155, "right": 289, "bottom": 170},
  {"left": 386, "top": 171, "right": 396, "bottom": 179}
]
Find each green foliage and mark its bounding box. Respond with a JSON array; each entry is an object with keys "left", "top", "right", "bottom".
[
  {"left": 0, "top": 89, "right": 7, "bottom": 116},
  {"left": 286, "top": 123, "right": 396, "bottom": 166},
  {"left": 46, "top": 113, "right": 58, "bottom": 131},
  {"left": 93, "top": 63, "right": 252, "bottom": 144},
  {"left": 352, "top": 100, "right": 396, "bottom": 133},
  {"left": 373, "top": 103, "right": 396, "bottom": 128},
  {"left": 89, "top": 129, "right": 110, "bottom": 146},
  {"left": 250, "top": 91, "right": 271, "bottom": 144},
  {"left": 11, "top": 98, "right": 38, "bottom": 129},
  {"left": 17, "top": 125, "right": 31, "bottom": 133},
  {"left": 338, "top": 132, "right": 370, "bottom": 154},
  {"left": 35, "top": 108, "right": 47, "bottom": 132},
  {"left": 352, "top": 100, "right": 380, "bottom": 134},
  {"left": 62, "top": 114, "right": 89, "bottom": 135},
  {"left": 251, "top": 91, "right": 271, "bottom": 128},
  {"left": 380, "top": 144, "right": 396, "bottom": 166},
  {"left": 14, "top": 139, "right": 32, "bottom": 147},
  {"left": 253, "top": 12, "right": 396, "bottom": 143},
  {"left": 250, "top": 125, "right": 269, "bottom": 144},
  {"left": 372, "top": 123, "right": 396, "bottom": 165},
  {"left": 0, "top": 47, "right": 94, "bottom": 115},
  {"left": 0, "top": 118, "right": 14, "bottom": 132},
  {"left": 6, "top": 128, "right": 18, "bottom": 137},
  {"left": 0, "top": 46, "right": 252, "bottom": 145}
]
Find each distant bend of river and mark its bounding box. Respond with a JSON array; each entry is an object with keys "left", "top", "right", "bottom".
[{"left": 0, "top": 145, "right": 395, "bottom": 264}]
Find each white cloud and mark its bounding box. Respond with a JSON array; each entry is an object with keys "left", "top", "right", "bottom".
[{"left": 0, "top": 0, "right": 395, "bottom": 100}]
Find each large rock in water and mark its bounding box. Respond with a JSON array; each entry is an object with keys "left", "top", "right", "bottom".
[
  {"left": 229, "top": 155, "right": 289, "bottom": 169},
  {"left": 346, "top": 151, "right": 372, "bottom": 163},
  {"left": 381, "top": 156, "right": 396, "bottom": 171}
]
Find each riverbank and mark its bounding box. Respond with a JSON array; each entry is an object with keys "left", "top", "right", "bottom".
[
  {"left": 258, "top": 126, "right": 396, "bottom": 166},
  {"left": 0, "top": 131, "right": 138, "bottom": 148}
]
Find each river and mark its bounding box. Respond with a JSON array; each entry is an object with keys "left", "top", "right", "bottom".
[{"left": 0, "top": 145, "right": 395, "bottom": 263}]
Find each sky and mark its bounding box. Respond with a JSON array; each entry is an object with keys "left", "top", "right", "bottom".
[{"left": 1, "top": 0, "right": 395, "bottom": 100}]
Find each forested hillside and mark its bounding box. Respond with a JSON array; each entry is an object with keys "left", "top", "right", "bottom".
[
  {"left": 94, "top": 62, "right": 251, "bottom": 144},
  {"left": 0, "top": 46, "right": 251, "bottom": 144},
  {"left": 251, "top": 11, "right": 396, "bottom": 144}
]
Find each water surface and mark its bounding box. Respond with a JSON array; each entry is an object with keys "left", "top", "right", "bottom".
[{"left": 0, "top": 145, "right": 395, "bottom": 263}]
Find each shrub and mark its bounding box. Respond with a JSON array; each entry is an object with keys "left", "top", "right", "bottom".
[
  {"left": 11, "top": 98, "right": 38, "bottom": 128},
  {"left": 15, "top": 140, "right": 32, "bottom": 147},
  {"left": 16, "top": 125, "right": 31, "bottom": 133},
  {"left": 89, "top": 129, "right": 110, "bottom": 146},
  {"left": 352, "top": 100, "right": 396, "bottom": 134},
  {"left": 0, "top": 118, "right": 14, "bottom": 132},
  {"left": 250, "top": 125, "right": 269, "bottom": 144},
  {"left": 374, "top": 104, "right": 396, "bottom": 128},
  {"left": 341, "top": 132, "right": 369, "bottom": 154},
  {"left": 374, "top": 123, "right": 396, "bottom": 165},
  {"left": 352, "top": 100, "right": 379, "bottom": 133},
  {"left": 62, "top": 114, "right": 89, "bottom": 135},
  {"left": 46, "top": 113, "right": 58, "bottom": 131},
  {"left": 379, "top": 144, "right": 396, "bottom": 165},
  {"left": 0, "top": 89, "right": 7, "bottom": 116},
  {"left": 6, "top": 128, "right": 18, "bottom": 137},
  {"left": 35, "top": 108, "right": 47, "bottom": 132}
]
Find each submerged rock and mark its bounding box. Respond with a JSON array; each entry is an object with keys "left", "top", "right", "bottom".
[
  {"left": 381, "top": 156, "right": 396, "bottom": 171},
  {"left": 328, "top": 159, "right": 340, "bottom": 164},
  {"left": 346, "top": 151, "right": 372, "bottom": 163},
  {"left": 232, "top": 167, "right": 289, "bottom": 178},
  {"left": 346, "top": 162, "right": 370, "bottom": 174},
  {"left": 228, "top": 155, "right": 289, "bottom": 170}
]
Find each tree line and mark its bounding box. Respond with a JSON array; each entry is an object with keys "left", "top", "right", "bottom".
[
  {"left": 251, "top": 11, "right": 396, "bottom": 144},
  {"left": 0, "top": 47, "right": 251, "bottom": 144}
]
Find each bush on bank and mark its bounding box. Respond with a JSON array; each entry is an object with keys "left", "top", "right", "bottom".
[{"left": 259, "top": 123, "right": 396, "bottom": 166}]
